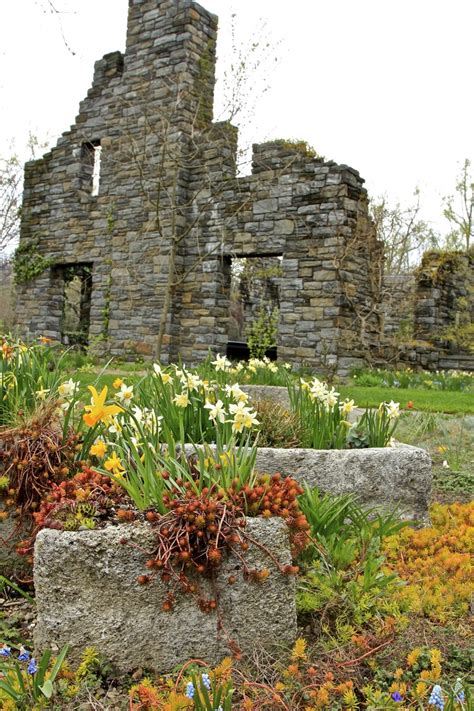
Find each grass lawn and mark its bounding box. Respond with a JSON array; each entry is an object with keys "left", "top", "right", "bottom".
[{"left": 338, "top": 384, "right": 474, "bottom": 414}]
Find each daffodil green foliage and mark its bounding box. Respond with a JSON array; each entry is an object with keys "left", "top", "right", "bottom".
[
  {"left": 0, "top": 336, "right": 70, "bottom": 427},
  {"left": 297, "top": 486, "right": 408, "bottom": 631}
]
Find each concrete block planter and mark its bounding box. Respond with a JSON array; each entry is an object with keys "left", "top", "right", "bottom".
[{"left": 34, "top": 518, "right": 296, "bottom": 673}]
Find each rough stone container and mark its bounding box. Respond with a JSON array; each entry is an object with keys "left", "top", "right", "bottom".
[
  {"left": 254, "top": 444, "right": 432, "bottom": 523},
  {"left": 183, "top": 443, "right": 432, "bottom": 523},
  {"left": 34, "top": 518, "right": 296, "bottom": 673}
]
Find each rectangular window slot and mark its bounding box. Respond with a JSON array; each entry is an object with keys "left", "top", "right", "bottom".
[{"left": 80, "top": 140, "right": 102, "bottom": 195}]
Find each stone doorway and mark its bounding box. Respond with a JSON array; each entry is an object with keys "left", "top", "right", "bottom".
[
  {"left": 227, "top": 254, "right": 282, "bottom": 359},
  {"left": 57, "top": 264, "right": 93, "bottom": 348}
]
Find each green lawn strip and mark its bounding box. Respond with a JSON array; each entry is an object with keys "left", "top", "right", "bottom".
[
  {"left": 338, "top": 385, "right": 474, "bottom": 414},
  {"left": 71, "top": 368, "right": 474, "bottom": 414}
]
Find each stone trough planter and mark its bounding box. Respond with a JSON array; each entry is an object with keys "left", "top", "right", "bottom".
[
  {"left": 183, "top": 443, "right": 432, "bottom": 523},
  {"left": 254, "top": 445, "right": 432, "bottom": 523},
  {"left": 34, "top": 518, "right": 296, "bottom": 673},
  {"left": 240, "top": 385, "right": 432, "bottom": 522}
]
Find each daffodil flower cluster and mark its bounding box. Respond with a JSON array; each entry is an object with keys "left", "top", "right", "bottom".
[
  {"left": 0, "top": 337, "right": 72, "bottom": 428},
  {"left": 83, "top": 362, "right": 262, "bottom": 504},
  {"left": 207, "top": 353, "right": 292, "bottom": 386}
]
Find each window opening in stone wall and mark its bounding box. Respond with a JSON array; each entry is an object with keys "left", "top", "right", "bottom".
[
  {"left": 57, "top": 264, "right": 93, "bottom": 348},
  {"left": 226, "top": 254, "right": 282, "bottom": 360},
  {"left": 80, "top": 140, "right": 102, "bottom": 195}
]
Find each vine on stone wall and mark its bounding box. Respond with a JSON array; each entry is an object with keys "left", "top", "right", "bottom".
[{"left": 13, "top": 239, "right": 54, "bottom": 284}]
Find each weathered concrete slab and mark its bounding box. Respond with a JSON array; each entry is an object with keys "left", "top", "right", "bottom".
[{"left": 34, "top": 518, "right": 296, "bottom": 673}]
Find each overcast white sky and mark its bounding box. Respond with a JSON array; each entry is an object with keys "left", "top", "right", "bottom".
[{"left": 1, "top": 0, "right": 473, "bottom": 236}]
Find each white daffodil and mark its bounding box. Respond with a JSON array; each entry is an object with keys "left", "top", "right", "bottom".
[
  {"left": 325, "top": 387, "right": 340, "bottom": 409},
  {"left": 249, "top": 358, "right": 265, "bottom": 369},
  {"left": 340, "top": 399, "right": 356, "bottom": 416},
  {"left": 173, "top": 391, "right": 190, "bottom": 408},
  {"left": 267, "top": 362, "right": 278, "bottom": 373},
  {"left": 153, "top": 363, "right": 172, "bottom": 384},
  {"left": 153, "top": 363, "right": 164, "bottom": 376},
  {"left": 283, "top": 362, "right": 292, "bottom": 370},
  {"left": 204, "top": 399, "right": 227, "bottom": 423},
  {"left": 224, "top": 383, "right": 248, "bottom": 402},
  {"left": 186, "top": 373, "right": 202, "bottom": 392},
  {"left": 384, "top": 400, "right": 400, "bottom": 419},
  {"left": 116, "top": 383, "right": 134, "bottom": 402},
  {"left": 132, "top": 405, "right": 144, "bottom": 424},
  {"left": 108, "top": 417, "right": 123, "bottom": 434},
  {"left": 309, "top": 378, "right": 329, "bottom": 402},
  {"left": 212, "top": 354, "right": 231, "bottom": 372},
  {"left": 229, "top": 401, "right": 260, "bottom": 432},
  {"left": 58, "top": 378, "right": 78, "bottom": 398}
]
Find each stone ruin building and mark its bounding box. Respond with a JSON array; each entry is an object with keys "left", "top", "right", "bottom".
[{"left": 15, "top": 0, "right": 472, "bottom": 373}]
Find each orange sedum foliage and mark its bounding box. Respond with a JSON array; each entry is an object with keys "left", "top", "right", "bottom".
[{"left": 383, "top": 502, "right": 474, "bottom": 621}]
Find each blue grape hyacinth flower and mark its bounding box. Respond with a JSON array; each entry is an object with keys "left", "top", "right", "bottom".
[
  {"left": 27, "top": 658, "right": 38, "bottom": 675},
  {"left": 202, "top": 673, "right": 211, "bottom": 690},
  {"left": 185, "top": 681, "right": 195, "bottom": 699},
  {"left": 0, "top": 645, "right": 11, "bottom": 657},
  {"left": 428, "top": 684, "right": 444, "bottom": 710},
  {"left": 391, "top": 691, "right": 403, "bottom": 702},
  {"left": 17, "top": 646, "right": 30, "bottom": 662}
]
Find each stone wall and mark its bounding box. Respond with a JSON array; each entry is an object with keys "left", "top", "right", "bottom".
[
  {"left": 15, "top": 0, "right": 382, "bottom": 375},
  {"left": 402, "top": 251, "right": 474, "bottom": 371},
  {"left": 381, "top": 274, "right": 416, "bottom": 338},
  {"left": 414, "top": 251, "right": 474, "bottom": 346}
]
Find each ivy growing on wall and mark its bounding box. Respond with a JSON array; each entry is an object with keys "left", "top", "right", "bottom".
[{"left": 13, "top": 239, "right": 54, "bottom": 284}]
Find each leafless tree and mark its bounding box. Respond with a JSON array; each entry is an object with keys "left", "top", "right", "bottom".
[
  {"left": 371, "top": 189, "right": 439, "bottom": 274},
  {"left": 443, "top": 158, "right": 473, "bottom": 252}
]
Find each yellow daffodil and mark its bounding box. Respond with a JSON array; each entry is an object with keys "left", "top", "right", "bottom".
[
  {"left": 113, "top": 378, "right": 123, "bottom": 389},
  {"left": 83, "top": 386, "right": 122, "bottom": 427},
  {"left": 90, "top": 439, "right": 107, "bottom": 458},
  {"left": 104, "top": 451, "right": 125, "bottom": 476},
  {"left": 36, "top": 386, "right": 50, "bottom": 400},
  {"left": 340, "top": 399, "right": 356, "bottom": 416}
]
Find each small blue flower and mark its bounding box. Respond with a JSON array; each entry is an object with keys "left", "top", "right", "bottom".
[
  {"left": 17, "top": 646, "right": 30, "bottom": 662},
  {"left": 428, "top": 684, "right": 444, "bottom": 710},
  {"left": 454, "top": 678, "right": 465, "bottom": 703},
  {"left": 391, "top": 691, "right": 403, "bottom": 702},
  {"left": 27, "top": 658, "right": 38, "bottom": 675},
  {"left": 0, "top": 645, "right": 11, "bottom": 657},
  {"left": 185, "top": 681, "right": 195, "bottom": 699},
  {"left": 201, "top": 673, "right": 211, "bottom": 690}
]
